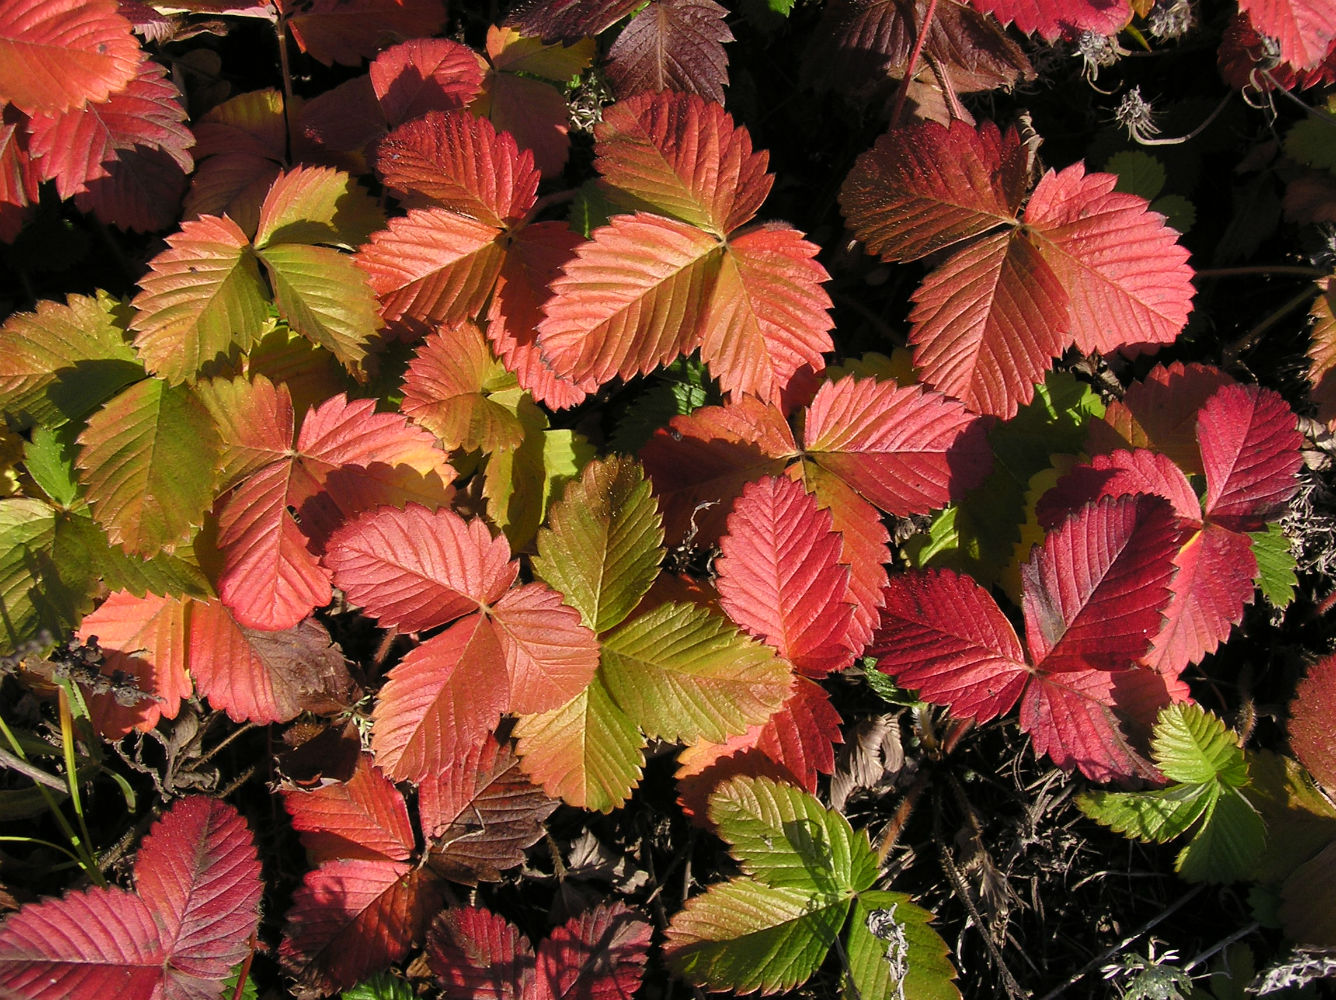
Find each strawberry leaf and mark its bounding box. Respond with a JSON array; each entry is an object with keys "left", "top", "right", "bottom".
[
  {"left": 535, "top": 902, "right": 652, "bottom": 1000},
  {"left": 280, "top": 0, "right": 447, "bottom": 68},
  {"left": 1238, "top": 0, "right": 1336, "bottom": 71},
  {"left": 427, "top": 906, "right": 535, "bottom": 999},
  {"left": 490, "top": 583, "right": 600, "bottom": 715},
  {"left": 533, "top": 455, "right": 665, "bottom": 634},
  {"left": 1289, "top": 654, "right": 1336, "bottom": 791},
  {"left": 284, "top": 752, "right": 415, "bottom": 864},
  {"left": 0, "top": 0, "right": 140, "bottom": 115},
  {"left": 76, "top": 378, "right": 220, "bottom": 555},
  {"left": 1198, "top": 383, "right": 1303, "bottom": 531},
  {"left": 605, "top": 0, "right": 733, "bottom": 104},
  {"left": 965, "top": 0, "right": 1130, "bottom": 41},
  {"left": 845, "top": 891, "right": 961, "bottom": 1000},
  {"left": 253, "top": 165, "right": 384, "bottom": 251},
  {"left": 503, "top": 0, "right": 642, "bottom": 42},
  {"left": 715, "top": 475, "right": 856, "bottom": 675},
  {"left": 368, "top": 39, "right": 485, "bottom": 128}
]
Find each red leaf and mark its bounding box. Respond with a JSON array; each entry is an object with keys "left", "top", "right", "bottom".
[
  {"left": 907, "top": 226, "right": 1069, "bottom": 417},
  {"left": 1198, "top": 383, "right": 1303, "bottom": 531},
  {"left": 1019, "top": 666, "right": 1172, "bottom": 783},
  {"left": 1218, "top": 11, "right": 1336, "bottom": 92},
  {"left": 1289, "top": 654, "right": 1336, "bottom": 790},
  {"left": 369, "top": 38, "right": 485, "bottom": 127},
  {"left": 26, "top": 55, "right": 192, "bottom": 231},
  {"left": 715, "top": 475, "right": 856, "bottom": 676},
  {"left": 491, "top": 583, "right": 601, "bottom": 715},
  {"left": 1238, "top": 0, "right": 1336, "bottom": 71},
  {"left": 1087, "top": 362, "right": 1236, "bottom": 475},
  {"left": 357, "top": 206, "right": 506, "bottom": 325},
  {"left": 1037, "top": 449, "right": 1202, "bottom": 527},
  {"left": 471, "top": 69, "right": 573, "bottom": 179},
  {"left": 1021, "top": 495, "right": 1180, "bottom": 673},
  {"left": 0, "top": 0, "right": 140, "bottom": 115},
  {"left": 486, "top": 221, "right": 589, "bottom": 409},
  {"left": 0, "top": 115, "right": 41, "bottom": 242},
  {"left": 280, "top": 860, "right": 442, "bottom": 995},
  {"left": 420, "top": 736, "right": 558, "bottom": 885},
  {"left": 373, "top": 111, "right": 538, "bottom": 225},
  {"left": 133, "top": 797, "right": 263, "bottom": 992},
  {"left": 801, "top": 375, "right": 994, "bottom": 516},
  {"left": 428, "top": 906, "right": 535, "bottom": 999},
  {"left": 839, "top": 119, "right": 1028, "bottom": 262},
  {"left": 871, "top": 568, "right": 1030, "bottom": 722},
  {"left": 1025, "top": 162, "right": 1194, "bottom": 356},
  {"left": 369, "top": 615, "right": 510, "bottom": 784},
  {"left": 0, "top": 887, "right": 163, "bottom": 1000},
  {"left": 964, "top": 0, "right": 1130, "bottom": 41},
  {"left": 595, "top": 91, "right": 772, "bottom": 237},
  {"left": 283, "top": 752, "right": 415, "bottom": 864},
  {"left": 535, "top": 902, "right": 653, "bottom": 1000},
  {"left": 605, "top": 0, "right": 733, "bottom": 104},
  {"left": 326, "top": 504, "right": 517, "bottom": 632},
  {"left": 280, "top": 0, "right": 448, "bottom": 67},
  {"left": 503, "top": 0, "right": 642, "bottom": 42}
]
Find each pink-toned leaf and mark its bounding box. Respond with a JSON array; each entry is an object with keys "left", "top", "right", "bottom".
[
  {"left": 280, "top": 0, "right": 448, "bottom": 67},
  {"left": 1037, "top": 449, "right": 1202, "bottom": 528},
  {"left": 595, "top": 91, "right": 771, "bottom": 237},
  {"left": 1025, "top": 162, "right": 1194, "bottom": 356},
  {"left": 326, "top": 504, "right": 516, "bottom": 633},
  {"left": 1019, "top": 666, "right": 1172, "bottom": 783},
  {"left": 357, "top": 206, "right": 506, "bottom": 325},
  {"left": 907, "top": 227, "right": 1069, "bottom": 417},
  {"left": 280, "top": 860, "right": 442, "bottom": 996},
  {"left": 491, "top": 583, "right": 601, "bottom": 715},
  {"left": 369, "top": 38, "right": 485, "bottom": 127},
  {"left": 1289, "top": 653, "right": 1336, "bottom": 790},
  {"left": 503, "top": 0, "right": 641, "bottom": 42},
  {"left": 535, "top": 902, "right": 652, "bottom": 1000},
  {"left": 420, "top": 736, "right": 558, "bottom": 885},
  {"left": 370, "top": 614, "right": 509, "bottom": 784},
  {"left": 486, "top": 221, "right": 589, "bottom": 409},
  {"left": 1021, "top": 495, "right": 1180, "bottom": 673},
  {"left": 0, "top": 0, "right": 140, "bottom": 115},
  {"left": 76, "top": 589, "right": 191, "bottom": 738},
  {"left": 964, "top": 0, "right": 1130, "bottom": 41},
  {"left": 1087, "top": 362, "right": 1235, "bottom": 475},
  {"left": 801, "top": 375, "right": 994, "bottom": 516},
  {"left": 1238, "top": 0, "right": 1336, "bottom": 71},
  {"left": 0, "top": 116, "right": 40, "bottom": 242},
  {"left": 696, "top": 224, "right": 833, "bottom": 403},
  {"left": 0, "top": 886, "right": 163, "bottom": 1000},
  {"left": 427, "top": 906, "right": 535, "bottom": 1000},
  {"left": 715, "top": 475, "right": 856, "bottom": 676},
  {"left": 26, "top": 55, "right": 192, "bottom": 231},
  {"left": 1198, "top": 383, "right": 1303, "bottom": 531},
  {"left": 283, "top": 751, "right": 414, "bottom": 864},
  {"left": 605, "top": 0, "right": 733, "bottom": 104},
  {"left": 839, "top": 119, "right": 1027, "bottom": 262},
  {"left": 470, "top": 69, "right": 572, "bottom": 179},
  {"left": 870, "top": 568, "right": 1030, "bottom": 722},
  {"left": 536, "top": 212, "right": 722, "bottom": 389},
  {"left": 203, "top": 374, "right": 295, "bottom": 489},
  {"left": 133, "top": 797, "right": 263, "bottom": 993},
  {"left": 373, "top": 111, "right": 538, "bottom": 225}
]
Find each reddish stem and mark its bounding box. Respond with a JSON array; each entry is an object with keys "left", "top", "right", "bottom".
[{"left": 890, "top": 0, "right": 938, "bottom": 126}]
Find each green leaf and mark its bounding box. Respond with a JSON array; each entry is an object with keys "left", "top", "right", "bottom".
[
  {"left": 600, "top": 602, "right": 791, "bottom": 743},
  {"left": 709, "top": 775, "right": 878, "bottom": 896},
  {"left": 845, "top": 891, "right": 960, "bottom": 1000},
  {"left": 861, "top": 657, "right": 918, "bottom": 706},
  {"left": 258, "top": 243, "right": 383, "bottom": 378},
  {"left": 665, "top": 880, "right": 849, "bottom": 995},
  {"left": 1284, "top": 97, "right": 1336, "bottom": 172},
  {"left": 1152, "top": 703, "right": 1248, "bottom": 787},
  {"left": 223, "top": 962, "right": 260, "bottom": 1000},
  {"left": 340, "top": 971, "right": 414, "bottom": 1000},
  {"left": 533, "top": 455, "right": 664, "bottom": 633},
  {"left": 1077, "top": 783, "right": 1214, "bottom": 844},
  {"left": 1105, "top": 150, "right": 1167, "bottom": 200},
  {"left": 1176, "top": 786, "right": 1267, "bottom": 883},
  {"left": 24, "top": 426, "right": 81, "bottom": 508},
  {"left": 1150, "top": 194, "right": 1195, "bottom": 235},
  {"left": 607, "top": 357, "right": 715, "bottom": 453},
  {"left": 0, "top": 498, "right": 94, "bottom": 650},
  {"left": 1250, "top": 522, "right": 1297, "bottom": 610},
  {"left": 253, "top": 166, "right": 385, "bottom": 250},
  {"left": 76, "top": 378, "right": 221, "bottom": 556},
  {"left": 55, "top": 511, "right": 212, "bottom": 600},
  {"left": 0, "top": 291, "right": 141, "bottom": 429}
]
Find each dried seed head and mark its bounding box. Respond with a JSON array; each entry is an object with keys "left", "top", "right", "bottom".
[
  {"left": 1148, "top": 0, "right": 1195, "bottom": 42},
  {"left": 1114, "top": 86, "right": 1161, "bottom": 143}
]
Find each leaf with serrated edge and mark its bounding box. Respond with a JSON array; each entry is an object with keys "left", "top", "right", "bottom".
[
  {"left": 596, "top": 89, "right": 757, "bottom": 239},
  {"left": 369, "top": 39, "right": 485, "bottom": 128},
  {"left": 710, "top": 775, "right": 877, "bottom": 895},
  {"left": 533, "top": 455, "right": 665, "bottom": 634},
  {"left": 605, "top": 0, "right": 733, "bottom": 103},
  {"left": 491, "top": 583, "right": 600, "bottom": 715},
  {"left": 77, "top": 378, "right": 220, "bottom": 555},
  {"left": 1022, "top": 495, "right": 1179, "bottom": 673},
  {"left": 513, "top": 671, "right": 646, "bottom": 812},
  {"left": 1176, "top": 787, "right": 1267, "bottom": 882},
  {"left": 716, "top": 475, "right": 855, "bottom": 675},
  {"left": 198, "top": 374, "right": 294, "bottom": 490},
  {"left": 664, "top": 881, "right": 848, "bottom": 995},
  {"left": 1078, "top": 783, "right": 1213, "bottom": 844},
  {"left": 427, "top": 906, "right": 535, "bottom": 999},
  {"left": 968, "top": 0, "right": 1130, "bottom": 41},
  {"left": 839, "top": 119, "right": 1027, "bottom": 262},
  {"left": 1239, "top": 0, "right": 1336, "bottom": 71},
  {"left": 1198, "top": 383, "right": 1302, "bottom": 531},
  {"left": 254, "top": 166, "right": 384, "bottom": 250},
  {"left": 283, "top": 752, "right": 414, "bottom": 865},
  {"left": 0, "top": 499, "right": 93, "bottom": 649},
  {"left": 1290, "top": 654, "right": 1336, "bottom": 790},
  {"left": 536, "top": 902, "right": 652, "bottom": 1000},
  {"left": 284, "top": 0, "right": 447, "bottom": 68},
  {"left": 1025, "top": 163, "right": 1193, "bottom": 356},
  {"left": 486, "top": 24, "right": 595, "bottom": 79},
  {"left": 131, "top": 215, "right": 271, "bottom": 384},
  {"left": 0, "top": 0, "right": 140, "bottom": 115},
  {"left": 846, "top": 890, "right": 961, "bottom": 1000},
  {"left": 1152, "top": 703, "right": 1249, "bottom": 786},
  {"left": 326, "top": 504, "right": 515, "bottom": 633},
  {"left": 600, "top": 601, "right": 791, "bottom": 744}
]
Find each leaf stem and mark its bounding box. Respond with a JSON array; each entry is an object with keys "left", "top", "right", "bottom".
[
  {"left": 889, "top": 0, "right": 937, "bottom": 127},
  {"left": 274, "top": 4, "right": 298, "bottom": 163},
  {"left": 1133, "top": 89, "right": 1234, "bottom": 146}
]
